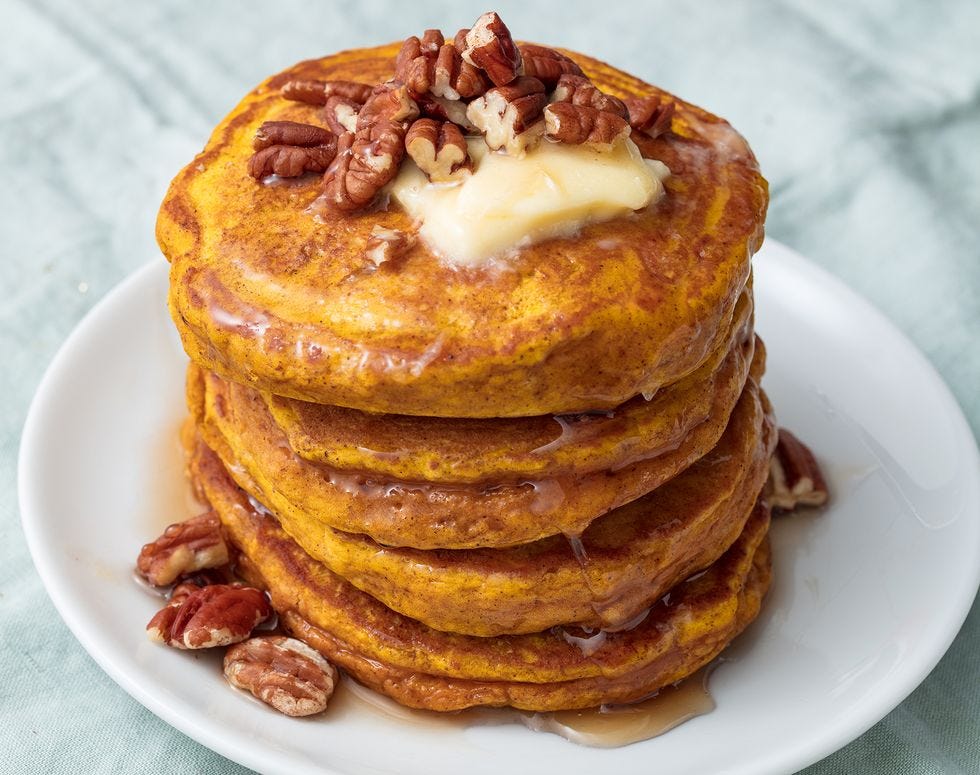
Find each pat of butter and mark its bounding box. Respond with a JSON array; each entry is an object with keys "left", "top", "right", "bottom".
[{"left": 390, "top": 138, "right": 669, "bottom": 266}]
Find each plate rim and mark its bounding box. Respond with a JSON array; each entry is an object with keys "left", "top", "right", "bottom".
[{"left": 18, "top": 240, "right": 980, "bottom": 775}]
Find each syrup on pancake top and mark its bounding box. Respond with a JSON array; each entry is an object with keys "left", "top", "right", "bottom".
[{"left": 157, "top": 11, "right": 768, "bottom": 417}]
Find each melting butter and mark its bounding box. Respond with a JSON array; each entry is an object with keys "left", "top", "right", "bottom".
[{"left": 390, "top": 138, "right": 669, "bottom": 266}]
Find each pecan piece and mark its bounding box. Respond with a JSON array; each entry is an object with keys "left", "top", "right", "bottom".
[
  {"left": 323, "top": 95, "right": 360, "bottom": 134},
  {"left": 253, "top": 121, "right": 332, "bottom": 150},
  {"left": 625, "top": 95, "right": 676, "bottom": 139},
  {"left": 544, "top": 102, "right": 631, "bottom": 150},
  {"left": 416, "top": 93, "right": 479, "bottom": 133},
  {"left": 406, "top": 118, "right": 471, "bottom": 182},
  {"left": 147, "top": 583, "right": 271, "bottom": 649},
  {"left": 281, "top": 79, "right": 372, "bottom": 106},
  {"left": 365, "top": 226, "right": 417, "bottom": 267},
  {"left": 433, "top": 44, "right": 489, "bottom": 100},
  {"left": 224, "top": 636, "right": 338, "bottom": 717},
  {"left": 466, "top": 76, "right": 546, "bottom": 156},
  {"left": 137, "top": 511, "right": 229, "bottom": 587},
  {"left": 461, "top": 11, "right": 523, "bottom": 86},
  {"left": 323, "top": 84, "right": 419, "bottom": 211},
  {"left": 519, "top": 44, "right": 583, "bottom": 89},
  {"left": 552, "top": 74, "right": 628, "bottom": 120},
  {"left": 768, "top": 428, "right": 830, "bottom": 512},
  {"left": 395, "top": 33, "right": 442, "bottom": 98}
]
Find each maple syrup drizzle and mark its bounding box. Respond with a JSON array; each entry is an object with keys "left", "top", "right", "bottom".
[{"left": 328, "top": 664, "right": 716, "bottom": 748}]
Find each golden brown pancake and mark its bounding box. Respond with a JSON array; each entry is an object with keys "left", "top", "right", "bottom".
[
  {"left": 186, "top": 425, "right": 772, "bottom": 711},
  {"left": 187, "top": 338, "right": 764, "bottom": 551},
  {"left": 188, "top": 377, "right": 773, "bottom": 636},
  {"left": 266, "top": 291, "right": 753, "bottom": 483},
  {"left": 159, "top": 44, "right": 768, "bottom": 417}
]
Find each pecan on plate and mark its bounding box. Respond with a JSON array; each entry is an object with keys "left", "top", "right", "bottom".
[
  {"left": 406, "top": 118, "right": 472, "bottom": 182},
  {"left": 466, "top": 76, "right": 546, "bottom": 156},
  {"left": 281, "top": 79, "right": 373, "bottom": 106},
  {"left": 248, "top": 121, "right": 338, "bottom": 179},
  {"left": 544, "top": 102, "right": 631, "bottom": 150},
  {"left": 323, "top": 84, "right": 419, "bottom": 211},
  {"left": 460, "top": 11, "right": 523, "bottom": 86},
  {"left": 137, "top": 511, "right": 230, "bottom": 587},
  {"left": 767, "top": 428, "right": 830, "bottom": 512},
  {"left": 519, "top": 44, "right": 583, "bottom": 89},
  {"left": 552, "top": 74, "right": 628, "bottom": 120},
  {"left": 624, "top": 95, "right": 676, "bottom": 139},
  {"left": 365, "top": 225, "right": 417, "bottom": 267},
  {"left": 147, "top": 583, "right": 271, "bottom": 649},
  {"left": 224, "top": 636, "right": 339, "bottom": 717}
]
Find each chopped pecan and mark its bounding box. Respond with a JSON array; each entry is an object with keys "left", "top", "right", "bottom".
[
  {"left": 224, "top": 636, "right": 338, "bottom": 717},
  {"left": 416, "top": 93, "right": 479, "bottom": 133},
  {"left": 544, "top": 102, "right": 631, "bottom": 149},
  {"left": 768, "top": 428, "right": 829, "bottom": 512},
  {"left": 365, "top": 226, "right": 417, "bottom": 267},
  {"left": 624, "top": 95, "right": 676, "bottom": 139},
  {"left": 552, "top": 74, "right": 628, "bottom": 120},
  {"left": 519, "top": 44, "right": 583, "bottom": 89},
  {"left": 281, "top": 79, "right": 372, "bottom": 106},
  {"left": 323, "top": 84, "right": 418, "bottom": 211},
  {"left": 137, "top": 511, "right": 229, "bottom": 587},
  {"left": 147, "top": 583, "right": 271, "bottom": 649},
  {"left": 466, "top": 76, "right": 546, "bottom": 156},
  {"left": 461, "top": 11, "right": 523, "bottom": 86},
  {"left": 323, "top": 95, "right": 360, "bottom": 134},
  {"left": 434, "top": 44, "right": 490, "bottom": 100},
  {"left": 406, "top": 118, "right": 471, "bottom": 182},
  {"left": 397, "top": 31, "right": 488, "bottom": 101}
]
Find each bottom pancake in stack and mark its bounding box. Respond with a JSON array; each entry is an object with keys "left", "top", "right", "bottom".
[{"left": 178, "top": 338, "right": 777, "bottom": 711}]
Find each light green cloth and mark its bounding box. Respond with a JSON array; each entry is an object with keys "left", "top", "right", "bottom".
[{"left": 3, "top": 1, "right": 978, "bottom": 772}]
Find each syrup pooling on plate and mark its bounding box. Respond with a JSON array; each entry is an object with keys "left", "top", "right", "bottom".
[{"left": 331, "top": 665, "right": 716, "bottom": 748}]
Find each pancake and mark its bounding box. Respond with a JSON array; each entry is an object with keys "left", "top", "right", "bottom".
[
  {"left": 188, "top": 377, "right": 773, "bottom": 636},
  {"left": 186, "top": 425, "right": 772, "bottom": 711},
  {"left": 159, "top": 44, "right": 768, "bottom": 417},
  {"left": 187, "top": 338, "right": 764, "bottom": 551},
  {"left": 266, "top": 290, "right": 753, "bottom": 483}
]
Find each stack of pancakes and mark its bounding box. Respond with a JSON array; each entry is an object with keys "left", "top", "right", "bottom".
[{"left": 158, "top": 44, "right": 772, "bottom": 712}]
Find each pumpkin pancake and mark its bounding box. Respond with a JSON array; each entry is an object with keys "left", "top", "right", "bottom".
[
  {"left": 188, "top": 377, "right": 772, "bottom": 636},
  {"left": 266, "top": 290, "right": 752, "bottom": 483},
  {"left": 186, "top": 425, "right": 772, "bottom": 711},
  {"left": 187, "top": 338, "right": 764, "bottom": 551},
  {"left": 159, "top": 45, "right": 768, "bottom": 418}
]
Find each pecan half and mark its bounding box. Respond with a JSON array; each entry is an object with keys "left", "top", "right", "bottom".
[
  {"left": 224, "top": 636, "right": 338, "bottom": 717},
  {"left": 365, "top": 226, "right": 417, "bottom": 267},
  {"left": 395, "top": 33, "right": 442, "bottom": 98},
  {"left": 552, "top": 74, "right": 628, "bottom": 120},
  {"left": 137, "top": 511, "right": 229, "bottom": 587},
  {"left": 406, "top": 118, "right": 472, "bottom": 182},
  {"left": 253, "top": 121, "right": 332, "bottom": 150},
  {"left": 767, "top": 428, "right": 829, "bottom": 512},
  {"left": 147, "top": 583, "right": 271, "bottom": 649},
  {"left": 624, "top": 95, "right": 676, "bottom": 139},
  {"left": 544, "top": 102, "right": 631, "bottom": 150},
  {"left": 323, "top": 84, "right": 418, "bottom": 211},
  {"left": 281, "top": 79, "right": 372, "bottom": 106},
  {"left": 519, "top": 44, "right": 584, "bottom": 89},
  {"left": 461, "top": 12, "right": 523, "bottom": 86},
  {"left": 416, "top": 93, "right": 479, "bottom": 133},
  {"left": 466, "top": 76, "right": 546, "bottom": 156},
  {"left": 323, "top": 95, "right": 360, "bottom": 134}
]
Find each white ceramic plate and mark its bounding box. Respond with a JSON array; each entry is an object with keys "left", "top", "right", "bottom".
[{"left": 20, "top": 240, "right": 980, "bottom": 775}]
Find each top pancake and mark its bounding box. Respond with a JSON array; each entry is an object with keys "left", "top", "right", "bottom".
[{"left": 159, "top": 44, "right": 768, "bottom": 417}]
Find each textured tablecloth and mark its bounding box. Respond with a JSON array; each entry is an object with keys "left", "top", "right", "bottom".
[{"left": 3, "top": 1, "right": 978, "bottom": 772}]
